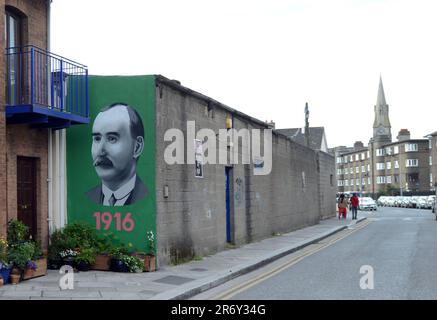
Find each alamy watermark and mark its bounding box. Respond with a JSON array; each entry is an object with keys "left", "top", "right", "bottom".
[
  {"left": 359, "top": 265, "right": 374, "bottom": 290},
  {"left": 164, "top": 121, "right": 273, "bottom": 175},
  {"left": 59, "top": 265, "right": 74, "bottom": 290}
]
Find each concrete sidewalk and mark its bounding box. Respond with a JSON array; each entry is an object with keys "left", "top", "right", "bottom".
[{"left": 0, "top": 215, "right": 367, "bottom": 300}]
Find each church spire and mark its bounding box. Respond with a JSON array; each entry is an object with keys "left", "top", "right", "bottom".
[
  {"left": 376, "top": 75, "right": 387, "bottom": 106},
  {"left": 373, "top": 75, "right": 392, "bottom": 143}
]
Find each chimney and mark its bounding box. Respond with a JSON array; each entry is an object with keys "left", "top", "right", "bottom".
[
  {"left": 354, "top": 141, "right": 364, "bottom": 150},
  {"left": 266, "top": 120, "right": 275, "bottom": 130},
  {"left": 397, "top": 129, "right": 411, "bottom": 141}
]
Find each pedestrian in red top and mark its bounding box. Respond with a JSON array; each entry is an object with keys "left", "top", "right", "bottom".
[
  {"left": 350, "top": 193, "right": 360, "bottom": 220},
  {"left": 338, "top": 194, "right": 348, "bottom": 219}
]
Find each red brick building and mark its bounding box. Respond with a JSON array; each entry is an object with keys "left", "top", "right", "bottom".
[{"left": 1, "top": 0, "right": 88, "bottom": 250}]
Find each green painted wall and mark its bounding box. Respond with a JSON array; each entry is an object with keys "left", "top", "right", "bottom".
[{"left": 66, "top": 75, "right": 156, "bottom": 253}]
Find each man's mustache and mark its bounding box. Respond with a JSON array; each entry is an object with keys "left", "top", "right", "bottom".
[{"left": 93, "top": 157, "right": 113, "bottom": 167}]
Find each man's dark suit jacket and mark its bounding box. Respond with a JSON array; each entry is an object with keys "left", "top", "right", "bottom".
[{"left": 85, "top": 176, "right": 148, "bottom": 206}]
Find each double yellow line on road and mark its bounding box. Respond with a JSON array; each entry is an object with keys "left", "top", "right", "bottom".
[{"left": 214, "top": 219, "right": 373, "bottom": 300}]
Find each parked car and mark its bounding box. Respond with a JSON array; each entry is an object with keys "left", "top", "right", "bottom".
[
  {"left": 359, "top": 197, "right": 377, "bottom": 211},
  {"left": 377, "top": 196, "right": 387, "bottom": 206},
  {"left": 416, "top": 196, "right": 428, "bottom": 209},
  {"left": 427, "top": 195, "right": 436, "bottom": 210}
]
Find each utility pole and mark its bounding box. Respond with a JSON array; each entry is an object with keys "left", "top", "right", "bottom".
[{"left": 304, "top": 102, "right": 310, "bottom": 148}]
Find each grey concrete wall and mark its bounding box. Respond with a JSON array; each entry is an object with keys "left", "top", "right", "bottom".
[
  {"left": 317, "top": 151, "right": 337, "bottom": 220},
  {"left": 155, "top": 77, "right": 335, "bottom": 266}
]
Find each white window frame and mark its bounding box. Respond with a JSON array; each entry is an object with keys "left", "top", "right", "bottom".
[
  {"left": 393, "top": 146, "right": 399, "bottom": 154},
  {"left": 376, "top": 148, "right": 385, "bottom": 156},
  {"left": 405, "top": 159, "right": 419, "bottom": 167},
  {"left": 405, "top": 143, "right": 418, "bottom": 152},
  {"left": 386, "top": 162, "right": 392, "bottom": 170},
  {"left": 394, "top": 160, "right": 399, "bottom": 169},
  {"left": 377, "top": 163, "right": 385, "bottom": 171}
]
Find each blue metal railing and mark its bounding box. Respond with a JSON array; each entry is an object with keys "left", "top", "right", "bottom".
[{"left": 5, "top": 45, "right": 88, "bottom": 118}]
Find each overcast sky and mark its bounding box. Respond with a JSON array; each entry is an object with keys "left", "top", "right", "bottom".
[{"left": 51, "top": 0, "right": 437, "bottom": 148}]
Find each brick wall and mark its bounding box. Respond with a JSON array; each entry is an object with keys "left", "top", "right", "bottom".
[
  {"left": 1, "top": 0, "right": 49, "bottom": 248},
  {"left": 155, "top": 77, "right": 336, "bottom": 266},
  {"left": 0, "top": 0, "right": 6, "bottom": 237}
]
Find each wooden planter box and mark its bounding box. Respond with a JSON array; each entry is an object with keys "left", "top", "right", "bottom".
[
  {"left": 92, "top": 255, "right": 111, "bottom": 271},
  {"left": 144, "top": 255, "right": 156, "bottom": 272},
  {"left": 22, "top": 258, "right": 47, "bottom": 280}
]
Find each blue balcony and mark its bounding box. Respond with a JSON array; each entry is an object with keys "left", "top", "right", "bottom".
[{"left": 5, "top": 45, "right": 89, "bottom": 129}]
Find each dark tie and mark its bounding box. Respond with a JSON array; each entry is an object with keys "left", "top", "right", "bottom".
[{"left": 108, "top": 194, "right": 116, "bottom": 206}]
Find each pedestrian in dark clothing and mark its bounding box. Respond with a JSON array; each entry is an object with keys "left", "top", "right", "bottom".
[{"left": 350, "top": 193, "right": 359, "bottom": 220}]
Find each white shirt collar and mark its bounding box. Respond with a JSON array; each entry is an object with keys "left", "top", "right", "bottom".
[{"left": 102, "top": 174, "right": 137, "bottom": 206}]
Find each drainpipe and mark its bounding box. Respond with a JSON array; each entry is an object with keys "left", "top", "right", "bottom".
[
  {"left": 60, "top": 129, "right": 67, "bottom": 227},
  {"left": 47, "top": 0, "right": 54, "bottom": 236}
]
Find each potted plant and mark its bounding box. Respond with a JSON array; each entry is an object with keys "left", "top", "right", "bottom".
[
  {"left": 9, "top": 268, "right": 21, "bottom": 285},
  {"left": 0, "top": 236, "right": 12, "bottom": 285},
  {"left": 144, "top": 231, "right": 156, "bottom": 272},
  {"left": 59, "top": 249, "right": 78, "bottom": 267},
  {"left": 23, "top": 260, "right": 37, "bottom": 279},
  {"left": 119, "top": 255, "right": 143, "bottom": 273},
  {"left": 92, "top": 233, "right": 116, "bottom": 271},
  {"left": 109, "top": 246, "right": 130, "bottom": 272},
  {"left": 74, "top": 248, "right": 96, "bottom": 271},
  {"left": 8, "top": 240, "right": 36, "bottom": 280}
]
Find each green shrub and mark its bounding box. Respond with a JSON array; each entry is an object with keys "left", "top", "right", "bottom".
[
  {"left": 7, "top": 220, "right": 29, "bottom": 245},
  {"left": 8, "top": 241, "right": 35, "bottom": 270},
  {"left": 119, "top": 254, "right": 143, "bottom": 272},
  {"left": 74, "top": 247, "right": 96, "bottom": 265}
]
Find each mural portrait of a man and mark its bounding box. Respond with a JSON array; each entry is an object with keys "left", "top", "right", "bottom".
[{"left": 85, "top": 102, "right": 148, "bottom": 206}]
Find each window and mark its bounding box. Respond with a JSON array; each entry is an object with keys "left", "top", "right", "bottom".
[
  {"left": 355, "top": 154, "right": 359, "bottom": 161},
  {"left": 386, "top": 162, "right": 392, "bottom": 170},
  {"left": 386, "top": 176, "right": 392, "bottom": 184},
  {"left": 376, "top": 163, "right": 385, "bottom": 170},
  {"left": 350, "top": 155, "right": 353, "bottom": 162},
  {"left": 345, "top": 180, "right": 349, "bottom": 186},
  {"left": 393, "top": 146, "right": 399, "bottom": 154},
  {"left": 394, "top": 160, "right": 399, "bottom": 169},
  {"left": 386, "top": 147, "right": 392, "bottom": 155},
  {"left": 430, "top": 174, "right": 433, "bottom": 184},
  {"left": 367, "top": 151, "right": 370, "bottom": 159},
  {"left": 377, "top": 176, "right": 386, "bottom": 184},
  {"left": 361, "top": 165, "right": 365, "bottom": 173},
  {"left": 405, "top": 143, "right": 418, "bottom": 152},
  {"left": 368, "top": 177, "right": 371, "bottom": 185},
  {"left": 336, "top": 157, "right": 342, "bottom": 164},
  {"left": 350, "top": 167, "right": 353, "bottom": 174},
  {"left": 337, "top": 169, "right": 342, "bottom": 175},
  {"left": 355, "top": 167, "right": 359, "bottom": 173},
  {"left": 405, "top": 159, "right": 419, "bottom": 167},
  {"left": 430, "top": 140, "right": 432, "bottom": 149},
  {"left": 361, "top": 153, "right": 365, "bottom": 160},
  {"left": 367, "top": 164, "right": 370, "bottom": 172},
  {"left": 376, "top": 149, "right": 385, "bottom": 156},
  {"left": 356, "top": 179, "right": 360, "bottom": 186},
  {"left": 351, "top": 179, "right": 354, "bottom": 186},
  {"left": 337, "top": 180, "right": 343, "bottom": 187},
  {"left": 362, "top": 178, "right": 365, "bottom": 185},
  {"left": 430, "top": 156, "right": 432, "bottom": 166}
]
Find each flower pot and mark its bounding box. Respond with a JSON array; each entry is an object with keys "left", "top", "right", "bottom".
[
  {"left": 92, "top": 255, "right": 111, "bottom": 271},
  {"left": 144, "top": 255, "right": 156, "bottom": 272},
  {"left": 76, "top": 261, "right": 91, "bottom": 271},
  {"left": 0, "top": 268, "right": 11, "bottom": 285},
  {"left": 23, "top": 268, "right": 35, "bottom": 279},
  {"left": 10, "top": 274, "right": 20, "bottom": 285},
  {"left": 110, "top": 258, "right": 129, "bottom": 272},
  {"left": 0, "top": 277, "right": 3, "bottom": 287},
  {"left": 62, "top": 257, "right": 75, "bottom": 268}
]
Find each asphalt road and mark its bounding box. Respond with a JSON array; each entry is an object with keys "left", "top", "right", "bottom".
[{"left": 196, "top": 207, "right": 437, "bottom": 300}]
